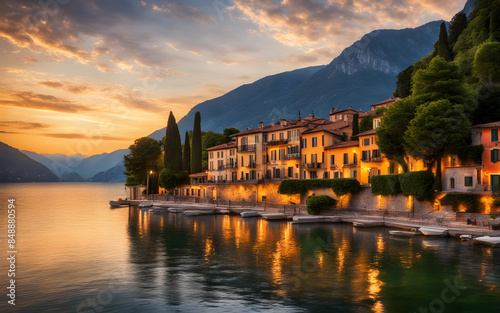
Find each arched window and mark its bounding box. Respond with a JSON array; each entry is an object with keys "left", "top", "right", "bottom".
[{"left": 450, "top": 178, "right": 455, "bottom": 189}]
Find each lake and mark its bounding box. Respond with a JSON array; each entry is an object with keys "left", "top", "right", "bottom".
[{"left": 0, "top": 183, "right": 499, "bottom": 312}]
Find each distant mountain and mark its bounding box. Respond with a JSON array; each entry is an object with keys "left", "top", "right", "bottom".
[
  {"left": 461, "top": 0, "right": 480, "bottom": 18},
  {"left": 148, "top": 66, "right": 324, "bottom": 140},
  {"left": 88, "top": 163, "right": 126, "bottom": 182},
  {"left": 22, "top": 149, "right": 129, "bottom": 180},
  {"left": 149, "top": 21, "right": 442, "bottom": 140},
  {"left": 0, "top": 142, "right": 59, "bottom": 183},
  {"left": 62, "top": 172, "right": 84, "bottom": 182}
]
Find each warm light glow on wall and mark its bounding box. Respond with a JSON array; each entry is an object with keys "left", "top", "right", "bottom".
[
  {"left": 406, "top": 195, "right": 413, "bottom": 210},
  {"left": 481, "top": 195, "right": 494, "bottom": 214},
  {"left": 376, "top": 195, "right": 387, "bottom": 210}
]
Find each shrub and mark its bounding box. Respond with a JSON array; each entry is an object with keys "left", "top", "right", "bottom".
[
  {"left": 371, "top": 174, "right": 402, "bottom": 195},
  {"left": 439, "top": 193, "right": 484, "bottom": 213},
  {"left": 493, "top": 192, "right": 500, "bottom": 207},
  {"left": 307, "top": 195, "right": 337, "bottom": 215},
  {"left": 159, "top": 169, "right": 178, "bottom": 190},
  {"left": 277, "top": 179, "right": 358, "bottom": 195},
  {"left": 330, "top": 178, "right": 361, "bottom": 197},
  {"left": 399, "top": 171, "right": 435, "bottom": 202}
]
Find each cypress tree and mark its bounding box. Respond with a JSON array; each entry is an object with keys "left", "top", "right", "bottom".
[
  {"left": 393, "top": 65, "right": 413, "bottom": 98},
  {"left": 164, "top": 111, "right": 182, "bottom": 172},
  {"left": 191, "top": 111, "right": 202, "bottom": 174},
  {"left": 436, "top": 22, "right": 451, "bottom": 60},
  {"left": 182, "top": 131, "right": 191, "bottom": 173},
  {"left": 448, "top": 12, "right": 467, "bottom": 49},
  {"left": 351, "top": 113, "right": 359, "bottom": 139}
]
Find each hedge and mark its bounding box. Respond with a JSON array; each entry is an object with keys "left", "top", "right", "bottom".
[
  {"left": 439, "top": 193, "right": 484, "bottom": 213},
  {"left": 277, "top": 178, "right": 360, "bottom": 195},
  {"left": 307, "top": 195, "right": 337, "bottom": 215},
  {"left": 399, "top": 171, "right": 435, "bottom": 202},
  {"left": 371, "top": 174, "right": 402, "bottom": 195}
]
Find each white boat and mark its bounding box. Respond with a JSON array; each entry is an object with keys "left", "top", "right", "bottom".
[
  {"left": 460, "top": 234, "right": 473, "bottom": 240},
  {"left": 261, "top": 213, "right": 292, "bottom": 221},
  {"left": 199, "top": 209, "right": 215, "bottom": 215},
  {"left": 389, "top": 230, "right": 417, "bottom": 237},
  {"left": 418, "top": 227, "right": 448, "bottom": 236},
  {"left": 474, "top": 236, "right": 500, "bottom": 246},
  {"left": 353, "top": 221, "right": 384, "bottom": 228},
  {"left": 292, "top": 216, "right": 320, "bottom": 224},
  {"left": 168, "top": 208, "right": 183, "bottom": 213},
  {"left": 241, "top": 211, "right": 260, "bottom": 218},
  {"left": 184, "top": 210, "right": 202, "bottom": 216},
  {"left": 217, "top": 209, "right": 230, "bottom": 214},
  {"left": 138, "top": 201, "right": 153, "bottom": 208}
]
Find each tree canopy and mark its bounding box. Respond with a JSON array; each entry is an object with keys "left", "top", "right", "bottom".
[
  {"left": 124, "top": 137, "right": 162, "bottom": 186},
  {"left": 359, "top": 116, "right": 373, "bottom": 133},
  {"left": 191, "top": 111, "right": 202, "bottom": 174},
  {"left": 182, "top": 130, "right": 190, "bottom": 173},
  {"left": 164, "top": 111, "right": 182, "bottom": 172}
]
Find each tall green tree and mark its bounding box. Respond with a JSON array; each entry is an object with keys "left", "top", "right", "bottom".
[
  {"left": 393, "top": 65, "right": 414, "bottom": 98},
  {"left": 473, "top": 42, "right": 500, "bottom": 124},
  {"left": 448, "top": 12, "right": 467, "bottom": 49},
  {"left": 404, "top": 100, "right": 471, "bottom": 191},
  {"left": 376, "top": 98, "right": 418, "bottom": 172},
  {"left": 124, "top": 137, "right": 162, "bottom": 186},
  {"left": 164, "top": 111, "right": 182, "bottom": 172},
  {"left": 191, "top": 111, "right": 202, "bottom": 174},
  {"left": 351, "top": 113, "right": 359, "bottom": 139},
  {"left": 359, "top": 116, "right": 373, "bottom": 133},
  {"left": 435, "top": 22, "right": 452, "bottom": 60},
  {"left": 182, "top": 131, "right": 191, "bottom": 173}
]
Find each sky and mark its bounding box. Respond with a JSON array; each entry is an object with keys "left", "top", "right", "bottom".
[{"left": 0, "top": 0, "right": 466, "bottom": 155}]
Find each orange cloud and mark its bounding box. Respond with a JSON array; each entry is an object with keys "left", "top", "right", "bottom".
[{"left": 0, "top": 90, "right": 95, "bottom": 113}]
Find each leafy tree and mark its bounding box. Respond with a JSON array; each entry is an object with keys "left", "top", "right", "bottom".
[
  {"left": 474, "top": 42, "right": 500, "bottom": 82},
  {"left": 359, "top": 116, "right": 373, "bottom": 133},
  {"left": 404, "top": 99, "right": 471, "bottom": 191},
  {"left": 159, "top": 169, "right": 177, "bottom": 191},
  {"left": 124, "top": 137, "right": 162, "bottom": 186},
  {"left": 164, "top": 111, "right": 182, "bottom": 172},
  {"left": 191, "top": 111, "right": 202, "bottom": 174},
  {"left": 376, "top": 98, "right": 418, "bottom": 172},
  {"left": 330, "top": 178, "right": 361, "bottom": 208},
  {"left": 434, "top": 22, "right": 451, "bottom": 60},
  {"left": 448, "top": 12, "right": 467, "bottom": 49},
  {"left": 223, "top": 127, "right": 240, "bottom": 142},
  {"left": 307, "top": 195, "right": 337, "bottom": 215},
  {"left": 182, "top": 131, "right": 190, "bottom": 173},
  {"left": 351, "top": 113, "right": 359, "bottom": 139},
  {"left": 472, "top": 42, "right": 500, "bottom": 124},
  {"left": 393, "top": 65, "right": 414, "bottom": 98},
  {"left": 201, "top": 131, "right": 227, "bottom": 169},
  {"left": 412, "top": 56, "right": 474, "bottom": 111}
]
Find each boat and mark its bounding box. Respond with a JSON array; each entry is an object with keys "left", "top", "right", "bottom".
[
  {"left": 474, "top": 236, "right": 500, "bottom": 246},
  {"left": 184, "top": 210, "right": 202, "bottom": 216},
  {"left": 138, "top": 201, "right": 153, "bottom": 208},
  {"left": 460, "top": 234, "right": 473, "bottom": 241},
  {"left": 199, "top": 209, "right": 215, "bottom": 215},
  {"left": 389, "top": 230, "right": 417, "bottom": 237},
  {"left": 109, "top": 199, "right": 129, "bottom": 206},
  {"left": 168, "top": 208, "right": 183, "bottom": 213},
  {"left": 353, "top": 221, "right": 384, "bottom": 228},
  {"left": 418, "top": 227, "right": 448, "bottom": 236},
  {"left": 241, "top": 211, "right": 260, "bottom": 218},
  {"left": 292, "top": 216, "right": 320, "bottom": 224},
  {"left": 217, "top": 209, "right": 230, "bottom": 214},
  {"left": 261, "top": 213, "right": 292, "bottom": 221}
]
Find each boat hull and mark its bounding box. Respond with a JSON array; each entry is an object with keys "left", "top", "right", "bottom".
[{"left": 418, "top": 227, "right": 448, "bottom": 236}]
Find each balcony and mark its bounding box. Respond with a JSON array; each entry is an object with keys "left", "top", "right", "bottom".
[
  {"left": 371, "top": 156, "right": 382, "bottom": 162},
  {"left": 342, "top": 162, "right": 358, "bottom": 168},
  {"left": 247, "top": 162, "right": 257, "bottom": 168},
  {"left": 285, "top": 153, "right": 301, "bottom": 160},
  {"left": 225, "top": 162, "right": 238, "bottom": 169},
  {"left": 265, "top": 139, "right": 288, "bottom": 147},
  {"left": 305, "top": 162, "right": 323, "bottom": 169},
  {"left": 330, "top": 165, "right": 337, "bottom": 170},
  {"left": 238, "top": 144, "right": 256, "bottom": 153},
  {"left": 361, "top": 157, "right": 371, "bottom": 162}
]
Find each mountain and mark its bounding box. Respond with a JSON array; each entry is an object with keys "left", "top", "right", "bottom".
[
  {"left": 461, "top": 0, "right": 480, "bottom": 18},
  {"left": 148, "top": 66, "right": 324, "bottom": 140},
  {"left": 0, "top": 142, "right": 59, "bottom": 183},
  {"left": 149, "top": 22, "right": 443, "bottom": 140},
  {"left": 22, "top": 149, "right": 129, "bottom": 180},
  {"left": 88, "top": 163, "right": 126, "bottom": 182}
]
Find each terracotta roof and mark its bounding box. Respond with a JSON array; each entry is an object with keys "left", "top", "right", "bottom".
[
  {"left": 189, "top": 172, "right": 208, "bottom": 178},
  {"left": 206, "top": 141, "right": 236, "bottom": 151},
  {"left": 302, "top": 120, "right": 350, "bottom": 135},
  {"left": 329, "top": 108, "right": 360, "bottom": 115},
  {"left": 371, "top": 97, "right": 400, "bottom": 108},
  {"left": 353, "top": 129, "right": 377, "bottom": 137},
  {"left": 324, "top": 141, "right": 360, "bottom": 150},
  {"left": 472, "top": 121, "right": 500, "bottom": 128},
  {"left": 231, "top": 116, "right": 331, "bottom": 137}
]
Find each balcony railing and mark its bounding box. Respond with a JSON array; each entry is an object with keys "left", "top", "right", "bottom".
[
  {"left": 361, "top": 157, "right": 371, "bottom": 162},
  {"left": 371, "top": 156, "right": 382, "bottom": 162},
  {"left": 342, "top": 162, "right": 358, "bottom": 167},
  {"left": 225, "top": 162, "right": 238, "bottom": 169},
  {"left": 305, "top": 162, "right": 323, "bottom": 169},
  {"left": 330, "top": 165, "right": 337, "bottom": 170},
  {"left": 238, "top": 144, "right": 256, "bottom": 152},
  {"left": 265, "top": 139, "right": 288, "bottom": 147},
  {"left": 285, "top": 153, "right": 300, "bottom": 160}
]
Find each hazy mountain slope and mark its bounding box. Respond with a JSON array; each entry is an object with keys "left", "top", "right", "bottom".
[
  {"left": 72, "top": 149, "right": 129, "bottom": 179},
  {"left": 88, "top": 163, "right": 126, "bottom": 182},
  {"left": 1, "top": 142, "right": 59, "bottom": 182},
  {"left": 149, "top": 66, "right": 324, "bottom": 140}
]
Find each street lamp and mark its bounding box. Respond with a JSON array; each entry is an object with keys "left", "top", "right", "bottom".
[{"left": 147, "top": 170, "right": 153, "bottom": 197}]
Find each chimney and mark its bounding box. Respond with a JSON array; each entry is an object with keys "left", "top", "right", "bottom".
[
  {"left": 272, "top": 119, "right": 275, "bottom": 126},
  {"left": 311, "top": 110, "right": 315, "bottom": 118},
  {"left": 258, "top": 121, "right": 264, "bottom": 128},
  {"left": 298, "top": 110, "right": 301, "bottom": 121}
]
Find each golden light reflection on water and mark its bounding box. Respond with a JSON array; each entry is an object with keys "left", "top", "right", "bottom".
[{"left": 204, "top": 237, "right": 214, "bottom": 262}]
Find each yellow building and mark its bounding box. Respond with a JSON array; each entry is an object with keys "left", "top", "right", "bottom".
[
  {"left": 324, "top": 141, "right": 361, "bottom": 180},
  {"left": 207, "top": 141, "right": 238, "bottom": 182}
]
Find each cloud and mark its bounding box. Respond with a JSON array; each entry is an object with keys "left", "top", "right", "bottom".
[
  {"left": 0, "top": 121, "right": 51, "bottom": 130},
  {"left": 42, "top": 133, "right": 130, "bottom": 141},
  {"left": 145, "top": 1, "right": 214, "bottom": 23},
  {"left": 38, "top": 80, "right": 94, "bottom": 94},
  {"left": 0, "top": 90, "right": 95, "bottom": 113},
  {"left": 21, "top": 56, "right": 39, "bottom": 63},
  {"left": 0, "top": 130, "right": 22, "bottom": 134}
]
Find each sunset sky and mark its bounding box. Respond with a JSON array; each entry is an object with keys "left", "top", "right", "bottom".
[{"left": 0, "top": 0, "right": 465, "bottom": 155}]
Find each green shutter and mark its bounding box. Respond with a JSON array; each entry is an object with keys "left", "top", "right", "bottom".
[
  {"left": 492, "top": 149, "right": 499, "bottom": 163},
  {"left": 492, "top": 129, "right": 499, "bottom": 142}
]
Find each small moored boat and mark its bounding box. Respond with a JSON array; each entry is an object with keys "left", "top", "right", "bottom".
[
  {"left": 474, "top": 236, "right": 500, "bottom": 246},
  {"left": 353, "top": 221, "right": 384, "bottom": 228},
  {"left": 184, "top": 210, "right": 202, "bottom": 216},
  {"left": 109, "top": 199, "right": 129, "bottom": 206},
  {"left": 138, "top": 201, "right": 153, "bottom": 208},
  {"left": 241, "top": 211, "right": 260, "bottom": 218},
  {"left": 261, "top": 213, "right": 292, "bottom": 221},
  {"left": 418, "top": 227, "right": 448, "bottom": 236},
  {"left": 168, "top": 208, "right": 183, "bottom": 213}
]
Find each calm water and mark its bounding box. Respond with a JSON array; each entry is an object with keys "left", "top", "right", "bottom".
[{"left": 0, "top": 183, "right": 499, "bottom": 313}]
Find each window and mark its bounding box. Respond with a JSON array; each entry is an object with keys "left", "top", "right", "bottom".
[
  {"left": 288, "top": 167, "right": 293, "bottom": 178},
  {"left": 331, "top": 155, "right": 335, "bottom": 166},
  {"left": 209, "top": 161, "right": 213, "bottom": 170},
  {"left": 303, "top": 155, "right": 307, "bottom": 163},
  {"left": 312, "top": 137, "right": 317, "bottom": 147},
  {"left": 362, "top": 138, "right": 370, "bottom": 146},
  {"left": 255, "top": 135, "right": 259, "bottom": 143},
  {"left": 372, "top": 150, "right": 380, "bottom": 158},
  {"left": 465, "top": 176, "right": 473, "bottom": 187},
  {"left": 371, "top": 137, "right": 374, "bottom": 144},
  {"left": 279, "top": 132, "right": 284, "bottom": 140},
  {"left": 209, "top": 152, "right": 213, "bottom": 159},
  {"left": 334, "top": 172, "right": 339, "bottom": 179},
  {"left": 302, "top": 138, "right": 307, "bottom": 148},
  {"left": 221, "top": 151, "right": 224, "bottom": 158},
  {"left": 217, "top": 152, "right": 220, "bottom": 158},
  {"left": 272, "top": 134, "right": 276, "bottom": 141},
  {"left": 344, "top": 153, "right": 348, "bottom": 164},
  {"left": 351, "top": 169, "right": 357, "bottom": 179},
  {"left": 450, "top": 178, "right": 455, "bottom": 189},
  {"left": 310, "top": 171, "right": 318, "bottom": 179},
  {"left": 362, "top": 150, "right": 370, "bottom": 161},
  {"left": 280, "top": 149, "right": 285, "bottom": 160},
  {"left": 353, "top": 153, "right": 357, "bottom": 164},
  {"left": 311, "top": 153, "right": 318, "bottom": 163},
  {"left": 492, "top": 149, "right": 499, "bottom": 163},
  {"left": 271, "top": 150, "right": 277, "bottom": 161},
  {"left": 492, "top": 129, "right": 499, "bottom": 142},
  {"left": 322, "top": 135, "right": 324, "bottom": 146}
]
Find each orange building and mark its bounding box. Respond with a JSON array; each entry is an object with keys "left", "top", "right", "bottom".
[
  {"left": 207, "top": 141, "right": 238, "bottom": 182},
  {"left": 324, "top": 141, "right": 361, "bottom": 180},
  {"left": 472, "top": 121, "right": 500, "bottom": 192}
]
